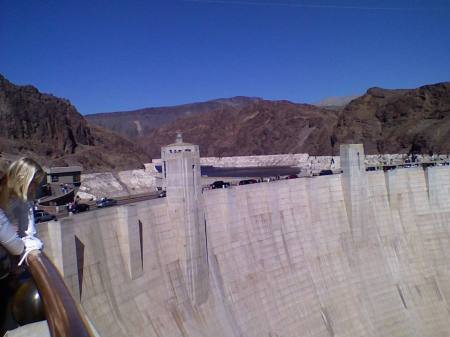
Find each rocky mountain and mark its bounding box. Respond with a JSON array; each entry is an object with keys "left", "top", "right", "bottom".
[
  {"left": 315, "top": 95, "right": 360, "bottom": 109},
  {"left": 2, "top": 74, "right": 448, "bottom": 171},
  {"left": 140, "top": 82, "right": 450, "bottom": 159},
  {"left": 139, "top": 100, "right": 340, "bottom": 158},
  {"left": 86, "top": 96, "right": 262, "bottom": 139},
  {"left": 0, "top": 74, "right": 150, "bottom": 172},
  {"left": 333, "top": 82, "right": 450, "bottom": 154}
]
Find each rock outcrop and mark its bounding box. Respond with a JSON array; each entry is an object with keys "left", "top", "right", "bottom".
[
  {"left": 332, "top": 82, "right": 450, "bottom": 154},
  {"left": 0, "top": 74, "right": 94, "bottom": 155},
  {"left": 0, "top": 74, "right": 151, "bottom": 172}
]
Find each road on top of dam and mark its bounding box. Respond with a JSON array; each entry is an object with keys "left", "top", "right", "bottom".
[
  {"left": 155, "top": 165, "right": 303, "bottom": 177},
  {"left": 55, "top": 192, "right": 161, "bottom": 219}
]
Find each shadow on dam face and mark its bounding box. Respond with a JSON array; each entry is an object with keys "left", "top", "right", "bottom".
[{"left": 29, "top": 147, "right": 450, "bottom": 337}]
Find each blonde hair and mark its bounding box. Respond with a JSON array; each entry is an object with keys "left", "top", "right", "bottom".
[{"left": 0, "top": 158, "right": 44, "bottom": 209}]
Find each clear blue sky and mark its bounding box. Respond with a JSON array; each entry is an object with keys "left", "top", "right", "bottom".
[{"left": 1, "top": 0, "right": 449, "bottom": 114}]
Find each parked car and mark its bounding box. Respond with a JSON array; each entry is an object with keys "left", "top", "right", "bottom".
[
  {"left": 158, "top": 190, "right": 167, "bottom": 198},
  {"left": 319, "top": 170, "right": 333, "bottom": 176},
  {"left": 34, "top": 210, "right": 57, "bottom": 223},
  {"left": 210, "top": 181, "right": 230, "bottom": 189},
  {"left": 238, "top": 179, "right": 258, "bottom": 185},
  {"left": 96, "top": 198, "right": 118, "bottom": 208},
  {"left": 73, "top": 203, "right": 90, "bottom": 213},
  {"left": 286, "top": 174, "right": 298, "bottom": 179}
]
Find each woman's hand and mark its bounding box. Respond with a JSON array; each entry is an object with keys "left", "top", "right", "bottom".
[{"left": 18, "top": 236, "right": 43, "bottom": 266}]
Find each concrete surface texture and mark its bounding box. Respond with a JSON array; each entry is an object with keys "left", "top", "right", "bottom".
[
  {"left": 4, "top": 321, "right": 50, "bottom": 337},
  {"left": 161, "top": 138, "right": 209, "bottom": 305},
  {"left": 31, "top": 144, "right": 450, "bottom": 337}
]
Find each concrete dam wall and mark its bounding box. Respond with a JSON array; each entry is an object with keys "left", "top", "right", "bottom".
[{"left": 37, "top": 145, "right": 450, "bottom": 337}]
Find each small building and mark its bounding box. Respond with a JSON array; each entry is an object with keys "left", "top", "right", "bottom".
[
  {"left": 38, "top": 166, "right": 83, "bottom": 206},
  {"left": 44, "top": 166, "right": 82, "bottom": 187}
]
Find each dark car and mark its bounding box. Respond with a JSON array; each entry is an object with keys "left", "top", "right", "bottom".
[
  {"left": 158, "top": 190, "right": 167, "bottom": 198},
  {"left": 34, "top": 210, "right": 57, "bottom": 223},
  {"left": 73, "top": 203, "right": 90, "bottom": 213},
  {"left": 238, "top": 179, "right": 258, "bottom": 185},
  {"left": 210, "top": 181, "right": 230, "bottom": 189},
  {"left": 286, "top": 174, "right": 298, "bottom": 179},
  {"left": 319, "top": 170, "right": 333, "bottom": 176},
  {"left": 96, "top": 198, "right": 118, "bottom": 208}
]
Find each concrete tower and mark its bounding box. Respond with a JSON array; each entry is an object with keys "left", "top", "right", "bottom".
[
  {"left": 340, "top": 144, "right": 373, "bottom": 241},
  {"left": 161, "top": 133, "right": 209, "bottom": 305}
]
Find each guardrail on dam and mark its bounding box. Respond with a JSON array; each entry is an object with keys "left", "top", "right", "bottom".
[{"left": 28, "top": 144, "right": 450, "bottom": 337}]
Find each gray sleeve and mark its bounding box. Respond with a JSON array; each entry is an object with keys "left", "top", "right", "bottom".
[{"left": 0, "top": 208, "right": 24, "bottom": 255}]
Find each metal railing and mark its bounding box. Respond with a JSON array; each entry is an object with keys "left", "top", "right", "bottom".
[{"left": 26, "top": 251, "right": 95, "bottom": 337}]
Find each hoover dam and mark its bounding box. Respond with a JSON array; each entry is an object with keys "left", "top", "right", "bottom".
[{"left": 27, "top": 142, "right": 450, "bottom": 337}]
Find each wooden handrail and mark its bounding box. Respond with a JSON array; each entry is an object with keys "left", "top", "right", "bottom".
[{"left": 26, "top": 250, "right": 95, "bottom": 337}]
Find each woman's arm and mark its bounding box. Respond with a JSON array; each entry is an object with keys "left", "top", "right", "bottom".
[{"left": 0, "top": 209, "right": 24, "bottom": 256}]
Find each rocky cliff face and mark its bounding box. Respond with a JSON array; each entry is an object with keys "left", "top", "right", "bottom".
[
  {"left": 0, "top": 74, "right": 95, "bottom": 156},
  {"left": 333, "top": 82, "right": 450, "bottom": 154},
  {"left": 0, "top": 74, "right": 150, "bottom": 172},
  {"left": 140, "top": 100, "right": 340, "bottom": 158}
]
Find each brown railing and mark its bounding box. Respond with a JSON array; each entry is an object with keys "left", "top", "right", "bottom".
[{"left": 26, "top": 251, "right": 96, "bottom": 337}]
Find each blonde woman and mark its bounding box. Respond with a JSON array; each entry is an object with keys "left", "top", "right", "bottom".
[{"left": 0, "top": 158, "right": 45, "bottom": 267}]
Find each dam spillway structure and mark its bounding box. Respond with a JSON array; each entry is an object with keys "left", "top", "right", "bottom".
[{"left": 22, "top": 143, "right": 450, "bottom": 337}]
